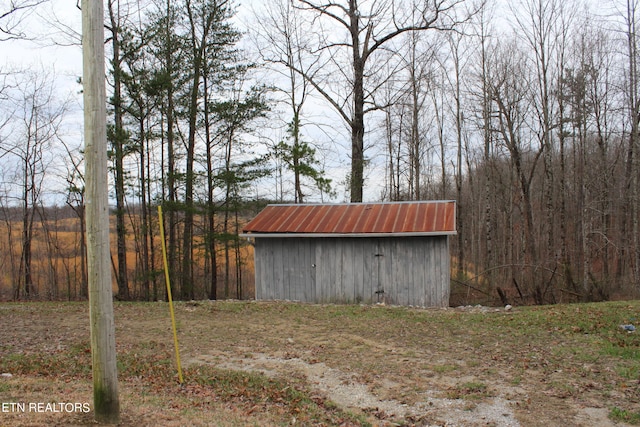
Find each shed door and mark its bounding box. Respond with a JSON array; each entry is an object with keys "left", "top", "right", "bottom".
[
  {"left": 285, "top": 238, "right": 316, "bottom": 302},
  {"left": 373, "top": 239, "right": 386, "bottom": 303}
]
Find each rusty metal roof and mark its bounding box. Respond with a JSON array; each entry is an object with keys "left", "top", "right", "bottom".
[{"left": 242, "top": 201, "right": 456, "bottom": 237}]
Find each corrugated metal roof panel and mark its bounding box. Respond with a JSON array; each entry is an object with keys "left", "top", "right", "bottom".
[{"left": 243, "top": 201, "right": 456, "bottom": 236}]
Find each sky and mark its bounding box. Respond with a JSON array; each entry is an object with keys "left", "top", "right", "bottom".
[
  {"left": 2, "top": 0, "right": 367, "bottom": 204},
  {"left": 1, "top": 0, "right": 439, "bottom": 204},
  {"left": 2, "top": 0, "right": 82, "bottom": 91}
]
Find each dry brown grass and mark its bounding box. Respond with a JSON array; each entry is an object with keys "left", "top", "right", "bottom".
[
  {"left": 0, "top": 214, "right": 256, "bottom": 300},
  {"left": 1, "top": 300, "right": 639, "bottom": 426}
]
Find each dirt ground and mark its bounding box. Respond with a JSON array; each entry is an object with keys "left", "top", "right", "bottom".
[{"left": 1, "top": 300, "right": 639, "bottom": 426}]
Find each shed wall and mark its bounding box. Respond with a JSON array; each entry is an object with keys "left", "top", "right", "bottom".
[{"left": 254, "top": 236, "right": 449, "bottom": 307}]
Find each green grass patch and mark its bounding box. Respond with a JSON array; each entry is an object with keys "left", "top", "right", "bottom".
[
  {"left": 602, "top": 335, "right": 640, "bottom": 360},
  {"left": 0, "top": 351, "right": 90, "bottom": 378},
  {"left": 430, "top": 363, "right": 458, "bottom": 374},
  {"left": 610, "top": 407, "right": 640, "bottom": 425},
  {"left": 615, "top": 364, "right": 640, "bottom": 380}
]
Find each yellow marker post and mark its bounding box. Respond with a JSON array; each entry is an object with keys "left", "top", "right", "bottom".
[{"left": 158, "top": 205, "right": 184, "bottom": 384}]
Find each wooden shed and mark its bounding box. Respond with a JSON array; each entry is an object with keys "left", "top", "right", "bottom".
[{"left": 241, "top": 200, "right": 456, "bottom": 307}]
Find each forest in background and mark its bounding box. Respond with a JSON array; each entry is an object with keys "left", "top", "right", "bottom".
[{"left": 1, "top": 0, "right": 640, "bottom": 304}]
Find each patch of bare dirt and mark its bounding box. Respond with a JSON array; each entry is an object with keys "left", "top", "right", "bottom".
[{"left": 187, "top": 351, "right": 522, "bottom": 426}]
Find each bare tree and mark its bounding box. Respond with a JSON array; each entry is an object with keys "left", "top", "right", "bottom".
[
  {"left": 253, "top": 0, "right": 332, "bottom": 203},
  {"left": 510, "top": 0, "right": 575, "bottom": 276},
  {"left": 475, "top": 2, "right": 496, "bottom": 285},
  {"left": 288, "top": 0, "right": 476, "bottom": 202},
  {"left": 106, "top": 0, "right": 132, "bottom": 300},
  {"left": 621, "top": 0, "right": 640, "bottom": 292},
  {"left": 0, "top": 70, "right": 66, "bottom": 299},
  {"left": 0, "top": 0, "right": 47, "bottom": 41},
  {"left": 61, "top": 138, "right": 88, "bottom": 298},
  {"left": 443, "top": 30, "right": 470, "bottom": 280},
  {"left": 405, "top": 29, "right": 432, "bottom": 200},
  {"left": 181, "top": 0, "right": 236, "bottom": 299},
  {"left": 487, "top": 40, "right": 543, "bottom": 293}
]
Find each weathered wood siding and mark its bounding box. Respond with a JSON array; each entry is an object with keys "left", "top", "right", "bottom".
[{"left": 254, "top": 236, "right": 450, "bottom": 307}]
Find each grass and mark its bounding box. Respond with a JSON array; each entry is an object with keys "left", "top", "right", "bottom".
[
  {"left": 0, "top": 300, "right": 639, "bottom": 426},
  {"left": 1, "top": 338, "right": 367, "bottom": 426},
  {"left": 430, "top": 363, "right": 458, "bottom": 374},
  {"left": 610, "top": 406, "right": 640, "bottom": 425}
]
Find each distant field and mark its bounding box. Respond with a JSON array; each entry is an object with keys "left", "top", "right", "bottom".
[
  {"left": 0, "top": 300, "right": 639, "bottom": 426},
  {"left": 0, "top": 213, "right": 256, "bottom": 301}
]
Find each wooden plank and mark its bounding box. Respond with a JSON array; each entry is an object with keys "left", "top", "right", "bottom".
[
  {"left": 378, "top": 239, "right": 392, "bottom": 304},
  {"left": 384, "top": 239, "right": 394, "bottom": 304},
  {"left": 315, "top": 239, "right": 328, "bottom": 303},
  {"left": 297, "top": 238, "right": 315, "bottom": 302},
  {"left": 351, "top": 239, "right": 365, "bottom": 303},
  {"left": 376, "top": 239, "right": 389, "bottom": 304},
  {"left": 417, "top": 238, "right": 429, "bottom": 307},
  {"left": 288, "top": 238, "right": 301, "bottom": 301},
  {"left": 284, "top": 238, "right": 293, "bottom": 300},
  {"left": 274, "top": 239, "right": 285, "bottom": 301},
  {"left": 331, "top": 239, "right": 342, "bottom": 302},
  {"left": 411, "top": 238, "right": 421, "bottom": 306},
  {"left": 340, "top": 238, "right": 355, "bottom": 303},
  {"left": 423, "top": 238, "right": 433, "bottom": 306},
  {"left": 314, "top": 240, "right": 321, "bottom": 302},
  {"left": 410, "top": 239, "right": 419, "bottom": 307},
  {"left": 362, "top": 239, "right": 375, "bottom": 304},
  {"left": 328, "top": 239, "right": 338, "bottom": 302},
  {"left": 441, "top": 236, "right": 451, "bottom": 306},
  {"left": 430, "top": 238, "right": 437, "bottom": 305},
  {"left": 436, "top": 237, "right": 444, "bottom": 305},
  {"left": 375, "top": 238, "right": 385, "bottom": 304},
  {"left": 254, "top": 239, "right": 263, "bottom": 299},
  {"left": 278, "top": 239, "right": 287, "bottom": 300},
  {"left": 259, "top": 239, "right": 266, "bottom": 299},
  {"left": 264, "top": 239, "right": 275, "bottom": 300},
  {"left": 306, "top": 239, "right": 316, "bottom": 302},
  {"left": 293, "top": 239, "right": 303, "bottom": 300},
  {"left": 397, "top": 238, "right": 409, "bottom": 306}
]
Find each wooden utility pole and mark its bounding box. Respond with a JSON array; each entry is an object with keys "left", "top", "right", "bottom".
[{"left": 82, "top": 0, "right": 120, "bottom": 423}]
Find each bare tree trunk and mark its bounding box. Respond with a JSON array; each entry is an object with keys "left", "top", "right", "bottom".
[
  {"left": 38, "top": 206, "right": 59, "bottom": 300},
  {"left": 203, "top": 71, "right": 218, "bottom": 300},
  {"left": 139, "top": 118, "right": 151, "bottom": 300},
  {"left": 1, "top": 202, "right": 20, "bottom": 300},
  {"left": 20, "top": 164, "right": 35, "bottom": 298},
  {"left": 450, "top": 34, "right": 465, "bottom": 281},
  {"left": 79, "top": 204, "right": 87, "bottom": 298},
  {"left": 479, "top": 16, "right": 494, "bottom": 288},
  {"left": 164, "top": 0, "right": 178, "bottom": 302},
  {"left": 107, "top": 0, "right": 130, "bottom": 301},
  {"left": 624, "top": 0, "right": 640, "bottom": 292},
  {"left": 235, "top": 209, "right": 242, "bottom": 299},
  {"left": 351, "top": 34, "right": 365, "bottom": 202},
  {"left": 408, "top": 33, "right": 421, "bottom": 200},
  {"left": 223, "top": 134, "right": 233, "bottom": 299}
]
